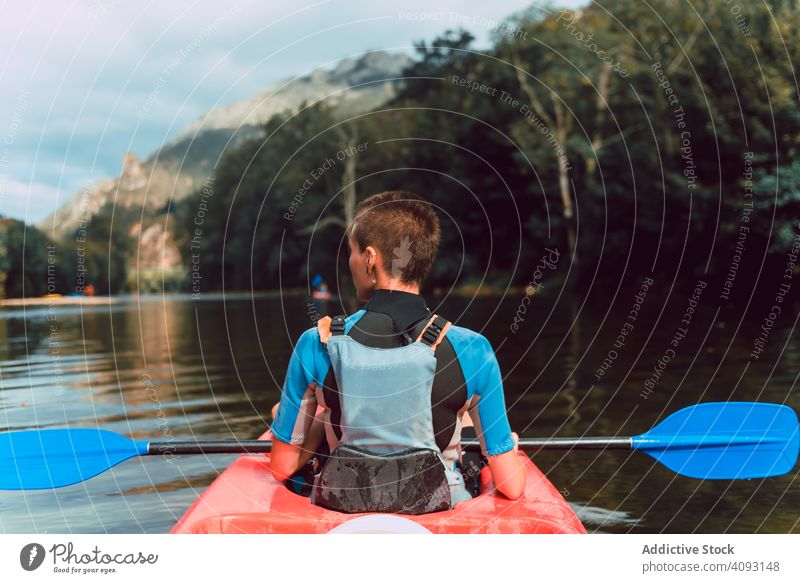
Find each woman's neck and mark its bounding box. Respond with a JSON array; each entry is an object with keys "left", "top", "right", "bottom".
[{"left": 374, "top": 275, "right": 420, "bottom": 295}]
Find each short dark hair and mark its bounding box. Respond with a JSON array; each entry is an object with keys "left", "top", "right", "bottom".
[{"left": 346, "top": 191, "right": 441, "bottom": 285}]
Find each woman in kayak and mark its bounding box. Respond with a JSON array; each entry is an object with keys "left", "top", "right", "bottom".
[{"left": 270, "top": 191, "right": 526, "bottom": 512}]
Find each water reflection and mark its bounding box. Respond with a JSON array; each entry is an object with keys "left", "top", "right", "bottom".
[{"left": 0, "top": 290, "right": 797, "bottom": 533}]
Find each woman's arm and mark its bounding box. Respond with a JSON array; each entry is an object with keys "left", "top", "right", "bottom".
[
  {"left": 463, "top": 411, "right": 526, "bottom": 500},
  {"left": 270, "top": 439, "right": 304, "bottom": 482},
  {"left": 270, "top": 402, "right": 325, "bottom": 481},
  {"left": 461, "top": 333, "right": 527, "bottom": 500},
  {"left": 486, "top": 432, "right": 526, "bottom": 500},
  {"left": 269, "top": 325, "right": 330, "bottom": 481}
]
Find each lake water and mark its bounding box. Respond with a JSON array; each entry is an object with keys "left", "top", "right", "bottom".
[{"left": 0, "top": 289, "right": 797, "bottom": 533}]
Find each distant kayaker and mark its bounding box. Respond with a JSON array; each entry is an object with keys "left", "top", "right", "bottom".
[
  {"left": 310, "top": 274, "right": 332, "bottom": 301},
  {"left": 270, "top": 191, "right": 526, "bottom": 513}
]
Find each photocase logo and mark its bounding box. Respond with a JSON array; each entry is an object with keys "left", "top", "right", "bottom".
[
  {"left": 20, "top": 543, "right": 46, "bottom": 571},
  {"left": 391, "top": 237, "right": 413, "bottom": 279}
]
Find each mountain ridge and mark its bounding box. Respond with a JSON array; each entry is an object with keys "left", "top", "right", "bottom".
[{"left": 39, "top": 50, "right": 412, "bottom": 241}]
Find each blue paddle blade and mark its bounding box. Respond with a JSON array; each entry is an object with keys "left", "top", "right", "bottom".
[
  {"left": 632, "top": 402, "right": 799, "bottom": 479},
  {"left": 0, "top": 429, "right": 149, "bottom": 490}
]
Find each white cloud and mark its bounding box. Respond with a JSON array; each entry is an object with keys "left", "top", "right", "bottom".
[
  {"left": 0, "top": 178, "right": 63, "bottom": 223},
  {"left": 0, "top": 0, "right": 589, "bottom": 223}
]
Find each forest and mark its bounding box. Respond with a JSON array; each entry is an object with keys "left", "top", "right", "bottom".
[{"left": 3, "top": 0, "right": 798, "bottom": 302}]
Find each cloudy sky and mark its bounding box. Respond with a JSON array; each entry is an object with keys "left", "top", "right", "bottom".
[{"left": 0, "top": 0, "right": 585, "bottom": 224}]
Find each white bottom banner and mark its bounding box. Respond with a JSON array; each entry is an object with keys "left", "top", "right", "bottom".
[{"left": 0, "top": 534, "right": 796, "bottom": 582}]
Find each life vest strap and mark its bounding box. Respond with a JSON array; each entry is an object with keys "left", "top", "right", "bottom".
[
  {"left": 317, "top": 316, "right": 331, "bottom": 344},
  {"left": 319, "top": 312, "right": 450, "bottom": 351},
  {"left": 330, "top": 314, "right": 346, "bottom": 335},
  {"left": 417, "top": 314, "right": 451, "bottom": 353},
  {"left": 317, "top": 314, "right": 346, "bottom": 344}
]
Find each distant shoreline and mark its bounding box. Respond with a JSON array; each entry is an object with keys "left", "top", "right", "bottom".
[
  {"left": 0, "top": 284, "right": 551, "bottom": 307},
  {"left": 0, "top": 295, "right": 119, "bottom": 307},
  {"left": 0, "top": 290, "right": 308, "bottom": 307}
]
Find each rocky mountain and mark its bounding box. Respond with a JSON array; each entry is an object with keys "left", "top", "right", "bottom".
[
  {"left": 166, "top": 51, "right": 410, "bottom": 146},
  {"left": 38, "top": 154, "right": 182, "bottom": 239},
  {"left": 39, "top": 50, "right": 412, "bottom": 244}
]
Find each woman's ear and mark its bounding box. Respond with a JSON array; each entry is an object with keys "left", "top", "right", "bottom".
[{"left": 364, "top": 245, "right": 378, "bottom": 271}]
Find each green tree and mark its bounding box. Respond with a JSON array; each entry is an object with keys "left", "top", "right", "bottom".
[{"left": 0, "top": 218, "right": 57, "bottom": 298}]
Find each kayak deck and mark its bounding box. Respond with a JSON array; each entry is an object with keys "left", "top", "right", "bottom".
[{"left": 171, "top": 432, "right": 586, "bottom": 534}]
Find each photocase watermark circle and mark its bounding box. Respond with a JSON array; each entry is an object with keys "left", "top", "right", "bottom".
[{"left": 19, "top": 543, "right": 46, "bottom": 571}]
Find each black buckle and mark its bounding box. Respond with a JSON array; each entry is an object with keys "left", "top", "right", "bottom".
[
  {"left": 330, "top": 315, "right": 346, "bottom": 335},
  {"left": 420, "top": 316, "right": 446, "bottom": 346}
]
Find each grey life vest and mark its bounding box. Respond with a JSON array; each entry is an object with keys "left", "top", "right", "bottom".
[{"left": 310, "top": 313, "right": 456, "bottom": 514}]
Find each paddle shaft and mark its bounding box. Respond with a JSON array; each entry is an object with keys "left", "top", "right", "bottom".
[
  {"left": 147, "top": 436, "right": 633, "bottom": 455},
  {"left": 4, "top": 402, "right": 793, "bottom": 490}
]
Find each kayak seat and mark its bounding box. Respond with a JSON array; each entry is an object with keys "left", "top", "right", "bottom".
[{"left": 311, "top": 444, "right": 451, "bottom": 515}]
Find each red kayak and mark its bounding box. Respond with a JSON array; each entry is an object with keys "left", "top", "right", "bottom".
[{"left": 171, "top": 431, "right": 586, "bottom": 534}]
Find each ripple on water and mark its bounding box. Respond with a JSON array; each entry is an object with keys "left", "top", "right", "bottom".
[{"left": 0, "top": 293, "right": 797, "bottom": 533}]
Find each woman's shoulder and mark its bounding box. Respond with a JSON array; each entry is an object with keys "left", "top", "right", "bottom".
[{"left": 445, "top": 323, "right": 492, "bottom": 348}]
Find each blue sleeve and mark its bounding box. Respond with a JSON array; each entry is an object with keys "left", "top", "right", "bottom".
[
  {"left": 271, "top": 311, "right": 365, "bottom": 444},
  {"left": 448, "top": 327, "right": 515, "bottom": 456},
  {"left": 271, "top": 326, "right": 331, "bottom": 445}
]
